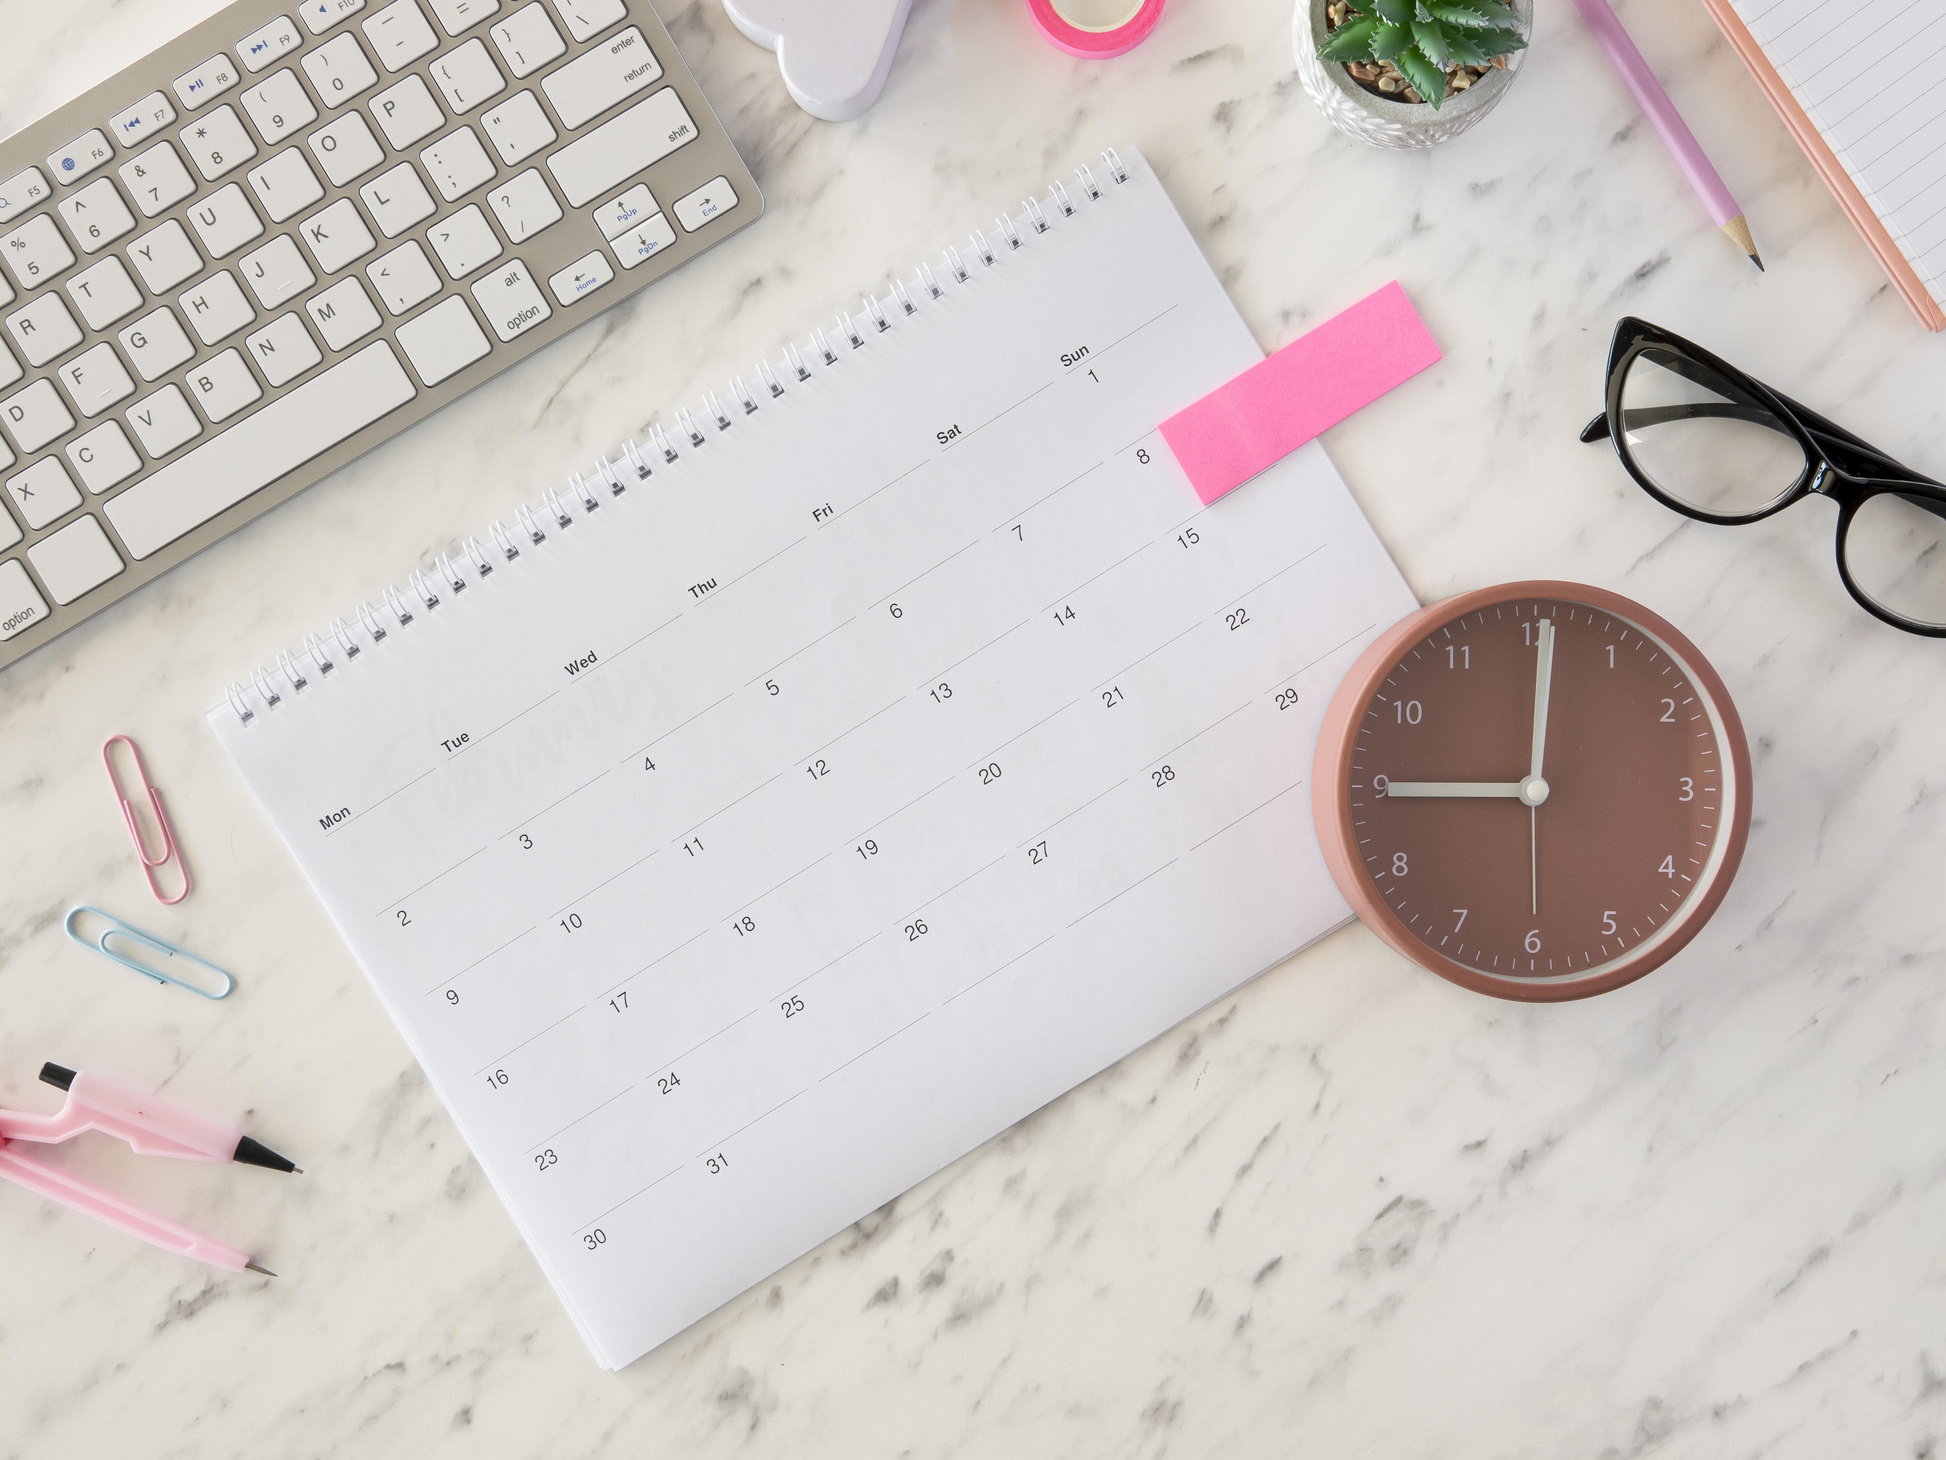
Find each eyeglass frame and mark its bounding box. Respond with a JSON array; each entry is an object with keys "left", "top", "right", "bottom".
[{"left": 1580, "top": 315, "right": 1946, "bottom": 638}]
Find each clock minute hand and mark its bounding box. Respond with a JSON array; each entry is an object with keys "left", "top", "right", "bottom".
[
  {"left": 1529, "top": 617, "right": 1556, "bottom": 786},
  {"left": 1384, "top": 781, "right": 1525, "bottom": 798}
]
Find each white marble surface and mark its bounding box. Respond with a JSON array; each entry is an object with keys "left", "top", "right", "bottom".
[{"left": 2, "top": 0, "right": 1943, "bottom": 1454}]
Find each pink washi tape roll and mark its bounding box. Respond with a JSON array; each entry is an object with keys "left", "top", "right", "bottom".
[{"left": 1028, "top": 0, "right": 1167, "bottom": 58}]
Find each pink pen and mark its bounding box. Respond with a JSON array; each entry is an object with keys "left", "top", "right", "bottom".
[
  {"left": 0, "top": 1064, "right": 298, "bottom": 1275},
  {"left": 1572, "top": 0, "right": 1764, "bottom": 270}
]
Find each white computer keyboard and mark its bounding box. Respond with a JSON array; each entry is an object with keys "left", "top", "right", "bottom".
[{"left": 0, "top": 0, "right": 760, "bottom": 670}]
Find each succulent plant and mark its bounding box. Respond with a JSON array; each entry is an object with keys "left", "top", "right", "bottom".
[{"left": 1318, "top": 0, "right": 1528, "bottom": 109}]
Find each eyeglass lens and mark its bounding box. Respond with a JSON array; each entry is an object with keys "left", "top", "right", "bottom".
[
  {"left": 1844, "top": 490, "right": 1946, "bottom": 629},
  {"left": 1619, "top": 347, "right": 1807, "bottom": 519}
]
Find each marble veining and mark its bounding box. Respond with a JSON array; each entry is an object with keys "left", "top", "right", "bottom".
[{"left": 2, "top": 0, "right": 1943, "bottom": 1455}]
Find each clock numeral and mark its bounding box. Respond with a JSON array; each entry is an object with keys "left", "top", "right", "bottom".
[
  {"left": 1452, "top": 909, "right": 1467, "bottom": 931},
  {"left": 1678, "top": 777, "right": 1694, "bottom": 801},
  {"left": 1659, "top": 698, "right": 1676, "bottom": 723},
  {"left": 1371, "top": 774, "right": 1389, "bottom": 794},
  {"left": 1601, "top": 911, "right": 1618, "bottom": 936},
  {"left": 1394, "top": 699, "right": 1422, "bottom": 725},
  {"left": 1606, "top": 644, "right": 1617, "bottom": 668},
  {"left": 1445, "top": 645, "right": 1469, "bottom": 669},
  {"left": 1658, "top": 854, "right": 1676, "bottom": 878},
  {"left": 1524, "top": 929, "right": 1541, "bottom": 954},
  {"left": 1391, "top": 852, "right": 1408, "bottom": 877}
]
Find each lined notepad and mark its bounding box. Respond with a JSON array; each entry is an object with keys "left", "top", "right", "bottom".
[
  {"left": 1705, "top": 0, "right": 1946, "bottom": 329},
  {"left": 210, "top": 151, "right": 1418, "bottom": 1368}
]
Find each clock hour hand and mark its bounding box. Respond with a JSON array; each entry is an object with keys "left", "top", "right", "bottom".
[{"left": 1384, "top": 781, "right": 1524, "bottom": 798}]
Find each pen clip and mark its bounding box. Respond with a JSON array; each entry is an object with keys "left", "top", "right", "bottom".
[
  {"left": 102, "top": 735, "right": 191, "bottom": 905},
  {"left": 63, "top": 906, "right": 235, "bottom": 1001}
]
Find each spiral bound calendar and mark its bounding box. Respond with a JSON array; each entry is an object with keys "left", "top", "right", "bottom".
[{"left": 211, "top": 148, "right": 1418, "bottom": 1369}]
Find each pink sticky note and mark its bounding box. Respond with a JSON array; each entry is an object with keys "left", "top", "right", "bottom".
[{"left": 1159, "top": 282, "right": 1442, "bottom": 505}]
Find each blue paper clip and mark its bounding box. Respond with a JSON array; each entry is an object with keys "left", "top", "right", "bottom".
[{"left": 63, "top": 906, "right": 235, "bottom": 1000}]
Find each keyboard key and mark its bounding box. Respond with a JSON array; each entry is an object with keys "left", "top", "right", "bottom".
[
  {"left": 551, "top": 0, "right": 625, "bottom": 43},
  {"left": 127, "top": 220, "right": 203, "bottom": 293},
  {"left": 395, "top": 295, "right": 490, "bottom": 384},
  {"left": 118, "top": 141, "right": 197, "bottom": 217},
  {"left": 545, "top": 89, "right": 695, "bottom": 208},
  {"left": 487, "top": 168, "right": 560, "bottom": 243},
  {"left": 426, "top": 203, "right": 500, "bottom": 278},
  {"left": 28, "top": 515, "right": 124, "bottom": 603},
  {"left": 109, "top": 93, "right": 179, "bottom": 150},
  {"left": 0, "top": 169, "right": 51, "bottom": 228},
  {"left": 180, "top": 270, "right": 258, "bottom": 345},
  {"left": 366, "top": 240, "right": 440, "bottom": 313},
  {"left": 470, "top": 257, "right": 550, "bottom": 340},
  {"left": 2, "top": 215, "right": 77, "bottom": 291},
  {"left": 237, "top": 15, "right": 304, "bottom": 73},
  {"left": 359, "top": 161, "right": 436, "bottom": 237},
  {"left": 491, "top": 5, "right": 564, "bottom": 78},
  {"left": 106, "top": 340, "right": 415, "bottom": 557},
  {"left": 611, "top": 211, "right": 672, "bottom": 269},
  {"left": 48, "top": 131, "right": 115, "bottom": 186},
  {"left": 240, "top": 234, "right": 316, "bottom": 307},
  {"left": 542, "top": 27, "right": 659, "bottom": 130},
  {"left": 302, "top": 0, "right": 368, "bottom": 35},
  {"left": 66, "top": 256, "right": 143, "bottom": 329},
  {"left": 245, "top": 311, "right": 323, "bottom": 385},
  {"left": 309, "top": 111, "right": 386, "bottom": 186},
  {"left": 119, "top": 306, "right": 198, "bottom": 381},
  {"left": 306, "top": 276, "right": 382, "bottom": 349},
  {"left": 297, "top": 197, "right": 377, "bottom": 273},
  {"left": 116, "top": 305, "right": 197, "bottom": 383},
  {"left": 174, "top": 54, "right": 242, "bottom": 111},
  {"left": 673, "top": 175, "right": 736, "bottom": 232},
  {"left": 7, "top": 457, "right": 82, "bottom": 529},
  {"left": 546, "top": 249, "right": 611, "bottom": 305},
  {"left": 370, "top": 75, "right": 446, "bottom": 149},
  {"left": 191, "top": 181, "right": 268, "bottom": 255},
  {"left": 125, "top": 384, "right": 203, "bottom": 457},
  {"left": 0, "top": 340, "right": 18, "bottom": 390},
  {"left": 55, "top": 342, "right": 137, "bottom": 418},
  {"left": 186, "top": 348, "right": 264, "bottom": 422},
  {"left": 592, "top": 181, "right": 652, "bottom": 239},
  {"left": 7, "top": 292, "right": 84, "bottom": 367},
  {"left": 421, "top": 126, "right": 495, "bottom": 201},
  {"left": 56, "top": 177, "right": 137, "bottom": 254},
  {"left": 180, "top": 105, "right": 258, "bottom": 181},
  {"left": 364, "top": 0, "right": 440, "bottom": 70},
  {"left": 481, "top": 90, "right": 555, "bottom": 165},
  {"left": 246, "top": 150, "right": 324, "bottom": 225},
  {"left": 430, "top": 39, "right": 506, "bottom": 114},
  {"left": 431, "top": 0, "right": 500, "bottom": 34},
  {"left": 304, "top": 33, "right": 380, "bottom": 107},
  {"left": 2, "top": 380, "right": 75, "bottom": 453},
  {"left": 0, "top": 559, "right": 48, "bottom": 638},
  {"left": 66, "top": 420, "right": 143, "bottom": 492},
  {"left": 241, "top": 69, "right": 319, "bottom": 145}
]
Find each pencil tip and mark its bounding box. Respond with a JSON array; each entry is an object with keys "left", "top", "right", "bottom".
[
  {"left": 1751, "top": 253, "right": 1766, "bottom": 272},
  {"left": 244, "top": 1261, "right": 278, "bottom": 1278}
]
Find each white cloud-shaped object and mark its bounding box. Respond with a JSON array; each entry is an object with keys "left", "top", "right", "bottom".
[{"left": 723, "top": 0, "right": 916, "bottom": 122}]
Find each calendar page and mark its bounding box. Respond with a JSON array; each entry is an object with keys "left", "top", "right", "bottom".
[{"left": 211, "top": 151, "right": 1419, "bottom": 1368}]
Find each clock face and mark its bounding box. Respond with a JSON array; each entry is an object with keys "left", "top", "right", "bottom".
[{"left": 1314, "top": 584, "right": 1751, "bottom": 1001}]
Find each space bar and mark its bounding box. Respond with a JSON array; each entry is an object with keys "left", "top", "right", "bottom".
[{"left": 105, "top": 342, "right": 418, "bottom": 560}]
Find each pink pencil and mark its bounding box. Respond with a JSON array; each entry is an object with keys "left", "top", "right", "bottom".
[{"left": 1572, "top": 0, "right": 1764, "bottom": 270}]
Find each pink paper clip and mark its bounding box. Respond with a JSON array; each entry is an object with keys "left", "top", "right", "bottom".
[{"left": 102, "top": 735, "right": 191, "bottom": 905}]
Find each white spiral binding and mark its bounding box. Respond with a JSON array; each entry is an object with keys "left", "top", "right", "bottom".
[{"left": 224, "top": 151, "right": 1136, "bottom": 724}]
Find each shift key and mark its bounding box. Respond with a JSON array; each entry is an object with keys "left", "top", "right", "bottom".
[{"left": 545, "top": 90, "right": 695, "bottom": 209}]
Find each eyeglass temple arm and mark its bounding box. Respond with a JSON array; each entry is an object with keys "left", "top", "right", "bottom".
[{"left": 1580, "top": 404, "right": 1946, "bottom": 503}]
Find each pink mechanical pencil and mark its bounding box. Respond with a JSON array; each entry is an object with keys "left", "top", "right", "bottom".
[
  {"left": 0, "top": 1064, "right": 299, "bottom": 1275},
  {"left": 1572, "top": 0, "right": 1764, "bottom": 270}
]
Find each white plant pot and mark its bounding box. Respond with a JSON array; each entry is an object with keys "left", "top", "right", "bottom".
[{"left": 1292, "top": 0, "right": 1532, "bottom": 150}]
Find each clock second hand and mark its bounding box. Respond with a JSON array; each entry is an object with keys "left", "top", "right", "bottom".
[{"left": 1528, "top": 618, "right": 1557, "bottom": 917}]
